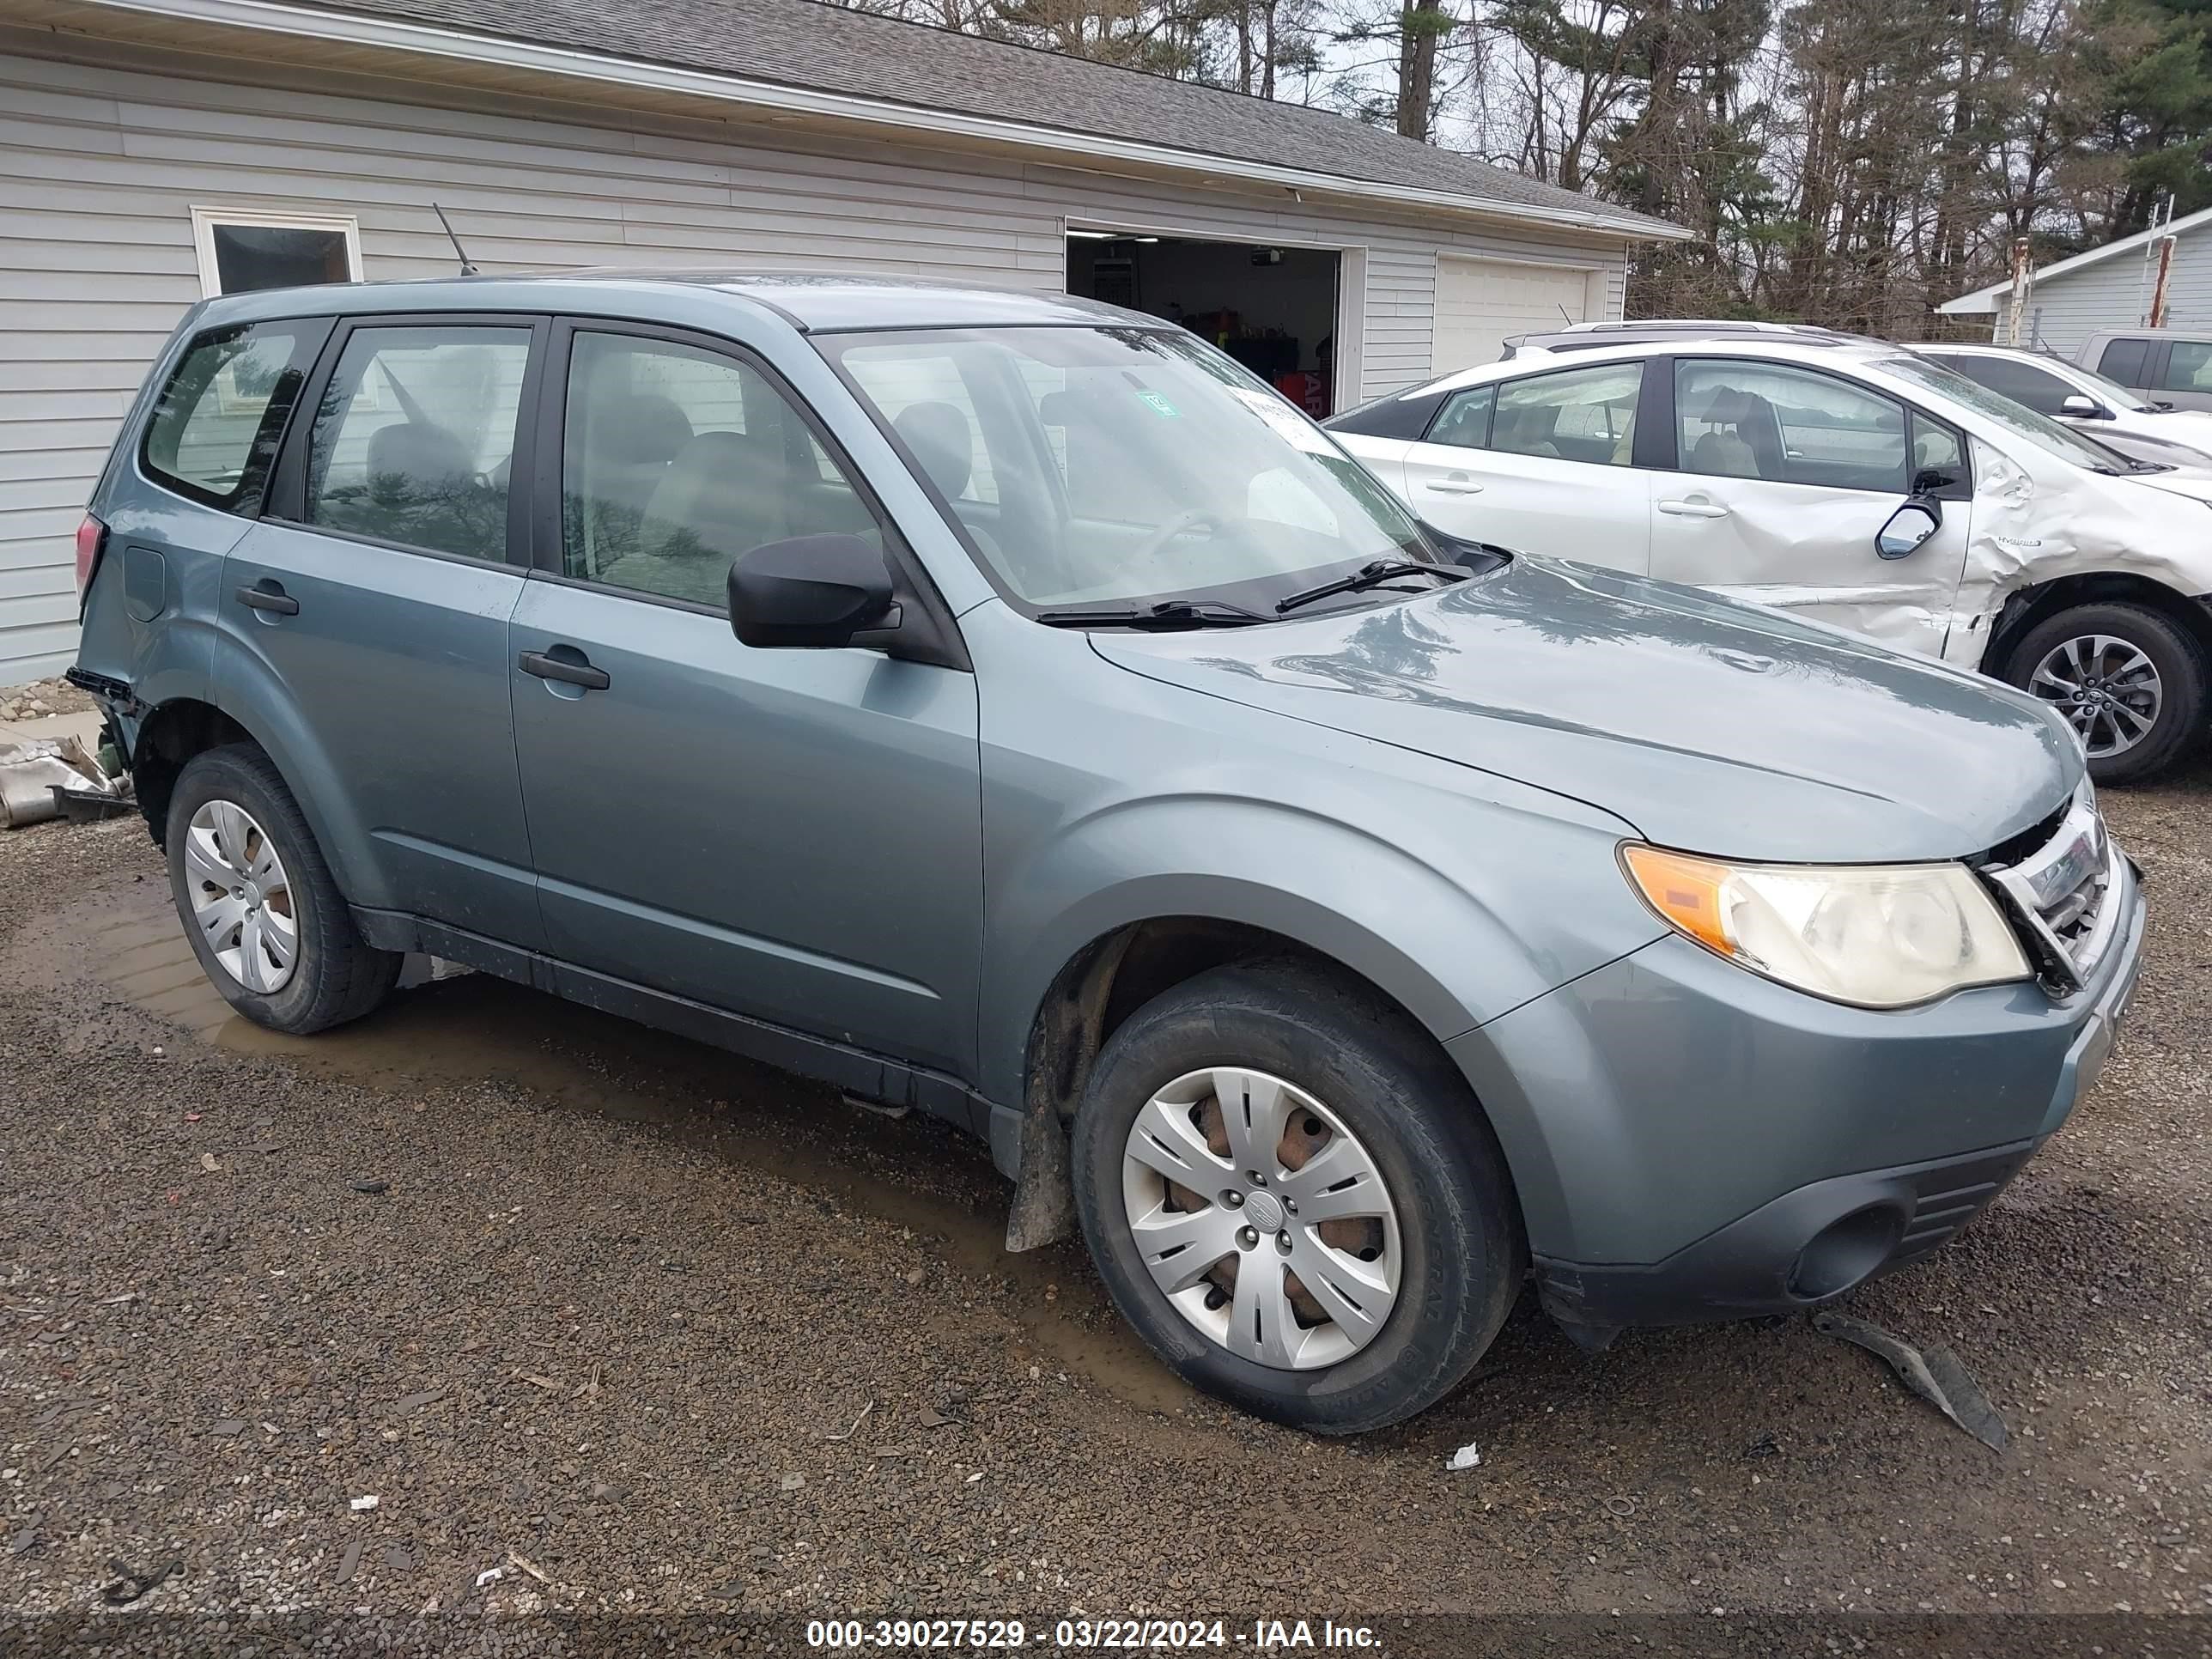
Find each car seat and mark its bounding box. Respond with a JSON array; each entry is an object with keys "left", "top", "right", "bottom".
[{"left": 605, "top": 430, "right": 793, "bottom": 606}]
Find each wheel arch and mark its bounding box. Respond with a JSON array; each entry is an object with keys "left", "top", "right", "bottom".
[
  {"left": 1979, "top": 571, "right": 2212, "bottom": 680},
  {"left": 998, "top": 903, "right": 1534, "bottom": 1257},
  {"left": 126, "top": 692, "right": 375, "bottom": 905}
]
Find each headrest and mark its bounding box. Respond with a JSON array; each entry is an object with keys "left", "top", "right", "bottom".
[
  {"left": 591, "top": 394, "right": 694, "bottom": 467},
  {"left": 896, "top": 400, "right": 975, "bottom": 500}
]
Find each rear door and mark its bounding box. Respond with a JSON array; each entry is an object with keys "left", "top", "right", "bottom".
[
  {"left": 219, "top": 313, "right": 545, "bottom": 946},
  {"left": 1644, "top": 356, "right": 1970, "bottom": 659},
  {"left": 1396, "top": 361, "right": 1653, "bottom": 573}
]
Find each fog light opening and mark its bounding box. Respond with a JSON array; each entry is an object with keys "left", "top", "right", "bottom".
[{"left": 1789, "top": 1205, "right": 1906, "bottom": 1301}]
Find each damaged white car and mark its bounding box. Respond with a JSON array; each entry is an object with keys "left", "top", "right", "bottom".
[{"left": 1328, "top": 337, "right": 2212, "bottom": 781}]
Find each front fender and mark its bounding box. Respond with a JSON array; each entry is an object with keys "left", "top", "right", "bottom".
[{"left": 971, "top": 635, "right": 1667, "bottom": 1115}]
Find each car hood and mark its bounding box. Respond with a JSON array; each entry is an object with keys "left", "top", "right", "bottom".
[
  {"left": 1090, "top": 556, "right": 2081, "bottom": 863},
  {"left": 2127, "top": 464, "right": 2212, "bottom": 503}
]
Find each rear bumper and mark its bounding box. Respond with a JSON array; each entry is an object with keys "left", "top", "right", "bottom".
[{"left": 1452, "top": 854, "right": 2146, "bottom": 1336}]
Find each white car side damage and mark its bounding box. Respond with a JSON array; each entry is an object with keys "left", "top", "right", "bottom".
[{"left": 1940, "top": 434, "right": 2212, "bottom": 672}]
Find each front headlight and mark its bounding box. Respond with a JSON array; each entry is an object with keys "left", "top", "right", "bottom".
[{"left": 1620, "top": 844, "right": 2033, "bottom": 1009}]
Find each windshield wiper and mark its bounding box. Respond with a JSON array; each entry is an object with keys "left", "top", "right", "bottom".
[
  {"left": 1033, "top": 599, "right": 1273, "bottom": 629},
  {"left": 1273, "top": 560, "right": 1467, "bottom": 616}
]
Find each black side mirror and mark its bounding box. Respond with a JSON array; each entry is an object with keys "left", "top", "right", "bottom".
[
  {"left": 728, "top": 534, "right": 898, "bottom": 649},
  {"left": 2059, "top": 392, "right": 2106, "bottom": 419},
  {"left": 1876, "top": 501, "right": 1942, "bottom": 560}
]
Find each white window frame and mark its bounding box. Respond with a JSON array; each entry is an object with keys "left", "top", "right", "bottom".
[{"left": 190, "top": 206, "right": 363, "bottom": 298}]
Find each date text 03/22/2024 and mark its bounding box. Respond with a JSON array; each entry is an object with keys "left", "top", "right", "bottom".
[{"left": 804, "top": 1619, "right": 1384, "bottom": 1650}]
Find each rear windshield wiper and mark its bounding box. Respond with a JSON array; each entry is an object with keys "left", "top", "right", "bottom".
[
  {"left": 1034, "top": 599, "right": 1273, "bottom": 629},
  {"left": 1273, "top": 560, "right": 1466, "bottom": 616}
]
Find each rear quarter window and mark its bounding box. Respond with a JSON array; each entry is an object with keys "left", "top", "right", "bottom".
[{"left": 141, "top": 319, "right": 328, "bottom": 511}]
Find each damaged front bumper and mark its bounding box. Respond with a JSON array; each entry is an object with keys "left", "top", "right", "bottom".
[{"left": 1449, "top": 850, "right": 2147, "bottom": 1347}]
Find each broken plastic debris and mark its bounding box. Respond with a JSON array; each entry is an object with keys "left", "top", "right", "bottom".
[
  {"left": 1813, "top": 1311, "right": 2008, "bottom": 1451},
  {"left": 475, "top": 1565, "right": 504, "bottom": 1588},
  {"left": 349, "top": 1495, "right": 379, "bottom": 1511},
  {"left": 0, "top": 737, "right": 120, "bottom": 830},
  {"left": 1444, "top": 1441, "right": 1481, "bottom": 1471}
]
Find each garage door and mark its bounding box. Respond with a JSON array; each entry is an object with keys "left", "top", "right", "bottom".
[{"left": 1431, "top": 257, "right": 1595, "bottom": 373}]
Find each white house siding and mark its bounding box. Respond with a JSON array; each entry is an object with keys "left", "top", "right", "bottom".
[
  {"left": 2014, "top": 226, "right": 2212, "bottom": 358},
  {"left": 0, "top": 34, "right": 1632, "bottom": 680}
]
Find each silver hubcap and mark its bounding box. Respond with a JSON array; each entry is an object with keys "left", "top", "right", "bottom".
[
  {"left": 2030, "top": 635, "right": 2162, "bottom": 759},
  {"left": 1121, "top": 1066, "right": 1401, "bottom": 1371},
  {"left": 184, "top": 799, "right": 298, "bottom": 994}
]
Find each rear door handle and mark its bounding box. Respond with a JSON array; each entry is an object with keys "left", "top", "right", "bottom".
[
  {"left": 1424, "top": 475, "right": 1485, "bottom": 495},
  {"left": 1656, "top": 499, "right": 1731, "bottom": 520},
  {"left": 234, "top": 582, "right": 299, "bottom": 615},
  {"left": 519, "top": 649, "right": 611, "bottom": 691}
]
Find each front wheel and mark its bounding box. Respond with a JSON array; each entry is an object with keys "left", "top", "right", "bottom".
[
  {"left": 1070, "top": 962, "right": 1524, "bottom": 1434},
  {"left": 2002, "top": 602, "right": 2207, "bottom": 784}
]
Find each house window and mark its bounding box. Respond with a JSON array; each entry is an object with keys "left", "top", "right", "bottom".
[{"left": 191, "top": 207, "right": 362, "bottom": 297}]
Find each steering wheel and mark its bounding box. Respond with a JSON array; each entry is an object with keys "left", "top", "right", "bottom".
[{"left": 1131, "top": 509, "right": 1227, "bottom": 566}]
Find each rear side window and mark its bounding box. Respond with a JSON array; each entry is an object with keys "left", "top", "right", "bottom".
[
  {"left": 141, "top": 319, "right": 325, "bottom": 510},
  {"left": 1492, "top": 363, "right": 1640, "bottom": 466},
  {"left": 2160, "top": 342, "right": 2212, "bottom": 394},
  {"left": 1426, "top": 385, "right": 1496, "bottom": 449},
  {"left": 304, "top": 325, "right": 532, "bottom": 561},
  {"left": 2097, "top": 338, "right": 2151, "bottom": 386}
]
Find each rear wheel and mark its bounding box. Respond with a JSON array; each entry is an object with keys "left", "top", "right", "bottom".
[
  {"left": 1070, "top": 961, "right": 1523, "bottom": 1434},
  {"left": 167, "top": 744, "right": 399, "bottom": 1033},
  {"left": 2002, "top": 602, "right": 2206, "bottom": 784}
]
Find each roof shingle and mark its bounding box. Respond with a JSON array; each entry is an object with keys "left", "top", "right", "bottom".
[{"left": 301, "top": 0, "right": 1680, "bottom": 234}]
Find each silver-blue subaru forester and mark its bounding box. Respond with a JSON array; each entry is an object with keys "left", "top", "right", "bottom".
[{"left": 69, "top": 272, "right": 2144, "bottom": 1432}]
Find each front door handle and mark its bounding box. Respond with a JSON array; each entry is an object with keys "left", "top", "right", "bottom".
[
  {"left": 1424, "top": 475, "right": 1485, "bottom": 495},
  {"left": 1657, "top": 499, "right": 1731, "bottom": 520},
  {"left": 234, "top": 581, "right": 299, "bottom": 615},
  {"left": 519, "top": 649, "right": 611, "bottom": 691}
]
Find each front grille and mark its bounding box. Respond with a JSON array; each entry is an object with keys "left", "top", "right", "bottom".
[{"left": 1980, "top": 778, "right": 2122, "bottom": 993}]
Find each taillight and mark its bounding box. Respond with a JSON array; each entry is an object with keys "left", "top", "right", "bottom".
[{"left": 75, "top": 514, "right": 107, "bottom": 595}]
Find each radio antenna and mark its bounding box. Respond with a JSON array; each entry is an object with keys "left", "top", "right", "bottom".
[{"left": 431, "top": 202, "right": 480, "bottom": 276}]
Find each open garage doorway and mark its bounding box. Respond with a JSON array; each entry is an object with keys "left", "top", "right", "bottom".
[{"left": 1066, "top": 229, "right": 1344, "bottom": 416}]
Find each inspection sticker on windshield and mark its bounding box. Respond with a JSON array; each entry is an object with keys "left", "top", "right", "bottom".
[{"left": 1135, "top": 389, "right": 1181, "bottom": 418}]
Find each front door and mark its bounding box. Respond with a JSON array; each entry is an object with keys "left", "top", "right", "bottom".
[
  {"left": 1395, "top": 361, "right": 1653, "bottom": 574},
  {"left": 507, "top": 323, "right": 983, "bottom": 1079},
  {"left": 1646, "top": 356, "right": 1971, "bottom": 660},
  {"left": 220, "top": 315, "right": 545, "bottom": 946}
]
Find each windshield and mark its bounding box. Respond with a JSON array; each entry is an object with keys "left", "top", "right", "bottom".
[
  {"left": 817, "top": 325, "right": 1438, "bottom": 613},
  {"left": 1878, "top": 356, "right": 2142, "bottom": 472}
]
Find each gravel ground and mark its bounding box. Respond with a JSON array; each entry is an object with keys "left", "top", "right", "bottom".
[{"left": 0, "top": 761, "right": 2207, "bottom": 1652}]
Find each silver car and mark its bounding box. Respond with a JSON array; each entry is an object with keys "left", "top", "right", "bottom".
[
  {"left": 1915, "top": 342, "right": 2212, "bottom": 471},
  {"left": 1331, "top": 335, "right": 2212, "bottom": 781}
]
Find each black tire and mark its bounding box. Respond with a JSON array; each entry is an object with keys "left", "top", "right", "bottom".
[
  {"left": 2001, "top": 602, "right": 2207, "bottom": 785},
  {"left": 166, "top": 743, "right": 400, "bottom": 1033},
  {"left": 1070, "top": 960, "right": 1525, "bottom": 1435}
]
